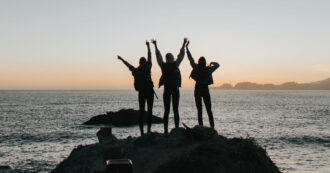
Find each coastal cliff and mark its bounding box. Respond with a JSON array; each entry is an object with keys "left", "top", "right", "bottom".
[
  {"left": 52, "top": 126, "right": 280, "bottom": 173},
  {"left": 214, "top": 77, "right": 330, "bottom": 90}
]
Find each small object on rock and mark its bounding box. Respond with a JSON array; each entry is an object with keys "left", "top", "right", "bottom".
[
  {"left": 83, "top": 109, "right": 163, "bottom": 126},
  {"left": 97, "top": 127, "right": 117, "bottom": 143},
  {"left": 106, "top": 159, "right": 133, "bottom": 173}
]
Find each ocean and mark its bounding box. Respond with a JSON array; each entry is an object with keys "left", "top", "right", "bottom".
[{"left": 0, "top": 90, "right": 329, "bottom": 173}]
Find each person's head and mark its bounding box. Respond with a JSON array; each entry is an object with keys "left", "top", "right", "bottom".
[
  {"left": 139, "top": 57, "right": 147, "bottom": 66},
  {"left": 165, "top": 53, "right": 175, "bottom": 63},
  {"left": 198, "top": 56, "right": 206, "bottom": 67}
]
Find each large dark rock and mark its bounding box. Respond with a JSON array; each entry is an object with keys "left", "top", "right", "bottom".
[
  {"left": 83, "top": 109, "right": 163, "bottom": 126},
  {"left": 52, "top": 126, "right": 280, "bottom": 173}
]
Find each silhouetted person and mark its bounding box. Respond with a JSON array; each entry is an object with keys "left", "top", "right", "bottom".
[
  {"left": 186, "top": 40, "right": 219, "bottom": 128},
  {"left": 117, "top": 41, "right": 154, "bottom": 135},
  {"left": 152, "top": 38, "right": 187, "bottom": 134}
]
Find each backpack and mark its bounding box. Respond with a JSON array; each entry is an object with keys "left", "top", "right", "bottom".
[
  {"left": 133, "top": 65, "right": 153, "bottom": 91},
  {"left": 159, "top": 63, "right": 181, "bottom": 88}
]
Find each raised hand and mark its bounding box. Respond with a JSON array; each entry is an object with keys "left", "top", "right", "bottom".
[
  {"left": 146, "top": 40, "right": 150, "bottom": 47},
  {"left": 182, "top": 37, "right": 188, "bottom": 48},
  {"left": 117, "top": 55, "right": 123, "bottom": 60},
  {"left": 184, "top": 37, "right": 188, "bottom": 44},
  {"left": 151, "top": 39, "right": 157, "bottom": 45}
]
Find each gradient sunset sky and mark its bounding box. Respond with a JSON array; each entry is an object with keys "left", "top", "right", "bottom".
[{"left": 1, "top": 0, "right": 330, "bottom": 89}]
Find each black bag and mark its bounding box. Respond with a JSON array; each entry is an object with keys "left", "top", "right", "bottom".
[
  {"left": 159, "top": 63, "right": 181, "bottom": 88},
  {"left": 133, "top": 65, "right": 153, "bottom": 91}
]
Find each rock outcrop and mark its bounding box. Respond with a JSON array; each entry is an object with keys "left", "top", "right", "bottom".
[
  {"left": 52, "top": 126, "right": 280, "bottom": 173},
  {"left": 96, "top": 127, "right": 117, "bottom": 143},
  {"left": 83, "top": 109, "right": 163, "bottom": 126}
]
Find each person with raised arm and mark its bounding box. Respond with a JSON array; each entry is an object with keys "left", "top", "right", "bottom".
[
  {"left": 186, "top": 40, "right": 220, "bottom": 128},
  {"left": 151, "top": 38, "right": 187, "bottom": 134},
  {"left": 117, "top": 41, "right": 154, "bottom": 135}
]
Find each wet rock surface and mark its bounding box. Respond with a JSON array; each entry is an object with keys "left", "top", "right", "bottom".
[
  {"left": 52, "top": 126, "right": 280, "bottom": 173},
  {"left": 83, "top": 109, "right": 163, "bottom": 126}
]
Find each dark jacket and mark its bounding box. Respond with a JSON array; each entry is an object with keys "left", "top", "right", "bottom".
[
  {"left": 159, "top": 63, "right": 181, "bottom": 88},
  {"left": 187, "top": 49, "right": 219, "bottom": 86},
  {"left": 126, "top": 51, "right": 154, "bottom": 91},
  {"left": 155, "top": 47, "right": 185, "bottom": 88},
  {"left": 130, "top": 63, "right": 154, "bottom": 91}
]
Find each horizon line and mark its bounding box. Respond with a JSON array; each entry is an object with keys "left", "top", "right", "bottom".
[{"left": 1, "top": 77, "right": 329, "bottom": 90}]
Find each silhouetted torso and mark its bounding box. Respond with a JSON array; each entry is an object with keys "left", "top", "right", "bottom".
[
  {"left": 160, "top": 62, "right": 181, "bottom": 90},
  {"left": 132, "top": 63, "right": 154, "bottom": 92}
]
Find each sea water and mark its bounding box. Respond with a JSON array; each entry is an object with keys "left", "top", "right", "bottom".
[{"left": 0, "top": 90, "right": 329, "bottom": 173}]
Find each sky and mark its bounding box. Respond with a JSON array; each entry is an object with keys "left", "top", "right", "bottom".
[{"left": 1, "top": 0, "right": 330, "bottom": 89}]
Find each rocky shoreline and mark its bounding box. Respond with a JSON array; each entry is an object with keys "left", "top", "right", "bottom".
[{"left": 52, "top": 126, "right": 280, "bottom": 173}]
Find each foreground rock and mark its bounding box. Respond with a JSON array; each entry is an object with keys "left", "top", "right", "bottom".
[
  {"left": 52, "top": 126, "right": 280, "bottom": 173},
  {"left": 96, "top": 127, "right": 117, "bottom": 143},
  {"left": 0, "top": 165, "right": 22, "bottom": 173},
  {"left": 83, "top": 109, "right": 163, "bottom": 126}
]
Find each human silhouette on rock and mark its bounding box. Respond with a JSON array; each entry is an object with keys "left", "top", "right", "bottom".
[
  {"left": 152, "top": 38, "right": 187, "bottom": 134},
  {"left": 117, "top": 41, "right": 154, "bottom": 135},
  {"left": 186, "top": 40, "right": 219, "bottom": 128}
]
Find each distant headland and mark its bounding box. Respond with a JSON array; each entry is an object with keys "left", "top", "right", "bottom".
[{"left": 213, "top": 78, "right": 330, "bottom": 90}]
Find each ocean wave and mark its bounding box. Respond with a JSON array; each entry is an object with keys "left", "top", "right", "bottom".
[
  {"left": 278, "top": 135, "right": 330, "bottom": 146},
  {"left": 0, "top": 131, "right": 92, "bottom": 145}
]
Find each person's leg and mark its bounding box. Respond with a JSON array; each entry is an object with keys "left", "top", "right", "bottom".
[
  {"left": 163, "top": 88, "right": 171, "bottom": 134},
  {"left": 203, "top": 87, "right": 214, "bottom": 128},
  {"left": 194, "top": 88, "right": 203, "bottom": 126},
  {"left": 172, "top": 88, "right": 180, "bottom": 128},
  {"left": 138, "top": 92, "right": 146, "bottom": 135},
  {"left": 146, "top": 89, "right": 154, "bottom": 133}
]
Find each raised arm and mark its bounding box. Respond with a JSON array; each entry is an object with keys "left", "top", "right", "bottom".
[
  {"left": 151, "top": 39, "right": 163, "bottom": 67},
  {"left": 117, "top": 55, "right": 135, "bottom": 71},
  {"left": 146, "top": 41, "right": 152, "bottom": 67},
  {"left": 176, "top": 37, "right": 188, "bottom": 67},
  {"left": 209, "top": 62, "right": 220, "bottom": 73},
  {"left": 186, "top": 41, "right": 196, "bottom": 68}
]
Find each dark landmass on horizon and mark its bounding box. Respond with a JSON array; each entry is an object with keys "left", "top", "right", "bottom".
[{"left": 213, "top": 78, "right": 330, "bottom": 90}]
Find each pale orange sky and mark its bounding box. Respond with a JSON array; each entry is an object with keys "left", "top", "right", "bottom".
[
  {"left": 1, "top": 62, "right": 329, "bottom": 89},
  {"left": 1, "top": 1, "right": 329, "bottom": 89}
]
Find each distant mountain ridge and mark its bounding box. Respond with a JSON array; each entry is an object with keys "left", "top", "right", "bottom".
[{"left": 213, "top": 78, "right": 330, "bottom": 90}]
